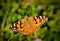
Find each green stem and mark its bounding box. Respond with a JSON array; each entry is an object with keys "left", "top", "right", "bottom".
[{"left": 1, "top": 11, "right": 8, "bottom": 41}]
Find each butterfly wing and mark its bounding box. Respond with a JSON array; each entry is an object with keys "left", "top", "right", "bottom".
[{"left": 10, "top": 16, "right": 48, "bottom": 35}]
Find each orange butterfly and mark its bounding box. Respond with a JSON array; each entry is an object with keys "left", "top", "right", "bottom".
[{"left": 10, "top": 16, "right": 48, "bottom": 35}]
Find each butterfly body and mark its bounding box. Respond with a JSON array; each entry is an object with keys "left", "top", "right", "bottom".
[{"left": 10, "top": 16, "right": 48, "bottom": 35}]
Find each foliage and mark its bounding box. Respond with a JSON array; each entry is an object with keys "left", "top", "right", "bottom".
[{"left": 0, "top": 0, "right": 60, "bottom": 41}]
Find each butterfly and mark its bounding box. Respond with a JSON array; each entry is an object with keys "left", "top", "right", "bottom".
[{"left": 10, "top": 16, "right": 48, "bottom": 35}]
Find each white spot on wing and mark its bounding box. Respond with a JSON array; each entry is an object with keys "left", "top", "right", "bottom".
[
  {"left": 11, "top": 25, "right": 12, "bottom": 27},
  {"left": 14, "top": 30, "right": 16, "bottom": 31},
  {"left": 39, "top": 16, "right": 42, "bottom": 19},
  {"left": 43, "top": 21, "right": 45, "bottom": 22},
  {"left": 13, "top": 30, "right": 14, "bottom": 31},
  {"left": 43, "top": 16, "right": 45, "bottom": 19},
  {"left": 41, "top": 20, "right": 44, "bottom": 22},
  {"left": 46, "top": 18, "right": 48, "bottom": 21},
  {"left": 14, "top": 23, "right": 15, "bottom": 26},
  {"left": 14, "top": 28, "right": 16, "bottom": 29}
]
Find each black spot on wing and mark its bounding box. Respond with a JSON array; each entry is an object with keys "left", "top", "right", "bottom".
[
  {"left": 15, "top": 21, "right": 18, "bottom": 29},
  {"left": 36, "top": 16, "right": 39, "bottom": 18},
  {"left": 33, "top": 17, "right": 37, "bottom": 24},
  {"left": 20, "top": 20, "right": 23, "bottom": 28}
]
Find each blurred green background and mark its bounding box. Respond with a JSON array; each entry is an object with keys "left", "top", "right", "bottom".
[{"left": 0, "top": 0, "right": 60, "bottom": 41}]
